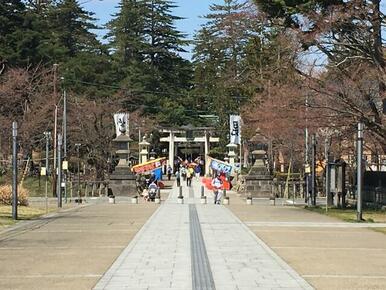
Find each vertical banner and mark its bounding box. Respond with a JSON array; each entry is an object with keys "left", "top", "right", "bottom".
[
  {"left": 114, "top": 113, "right": 129, "bottom": 137},
  {"left": 229, "top": 114, "right": 241, "bottom": 144}
]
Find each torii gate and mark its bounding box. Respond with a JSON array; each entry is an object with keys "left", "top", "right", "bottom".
[{"left": 159, "top": 127, "right": 219, "bottom": 175}]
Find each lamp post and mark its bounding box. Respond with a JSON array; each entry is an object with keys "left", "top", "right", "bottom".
[
  {"left": 57, "top": 134, "right": 62, "bottom": 208},
  {"left": 325, "top": 137, "right": 331, "bottom": 211},
  {"left": 52, "top": 63, "right": 58, "bottom": 198},
  {"left": 357, "top": 123, "right": 364, "bottom": 221},
  {"left": 311, "top": 134, "right": 317, "bottom": 206},
  {"left": 62, "top": 85, "right": 67, "bottom": 203},
  {"left": 12, "top": 122, "right": 18, "bottom": 220},
  {"left": 75, "top": 143, "right": 81, "bottom": 203},
  {"left": 44, "top": 131, "right": 51, "bottom": 213}
]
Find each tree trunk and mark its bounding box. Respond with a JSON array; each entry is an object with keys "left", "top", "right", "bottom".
[{"left": 371, "top": 0, "right": 385, "bottom": 69}]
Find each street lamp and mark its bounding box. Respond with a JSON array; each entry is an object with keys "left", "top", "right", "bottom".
[
  {"left": 43, "top": 131, "right": 51, "bottom": 213},
  {"left": 357, "top": 123, "right": 364, "bottom": 221},
  {"left": 75, "top": 143, "right": 82, "bottom": 203}
]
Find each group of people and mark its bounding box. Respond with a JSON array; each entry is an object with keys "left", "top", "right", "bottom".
[
  {"left": 173, "top": 163, "right": 228, "bottom": 205},
  {"left": 173, "top": 163, "right": 202, "bottom": 187},
  {"left": 136, "top": 160, "right": 230, "bottom": 204}
]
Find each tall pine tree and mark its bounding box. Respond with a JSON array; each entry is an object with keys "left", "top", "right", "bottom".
[
  {"left": 193, "top": 0, "right": 259, "bottom": 139},
  {"left": 0, "top": 0, "right": 26, "bottom": 65},
  {"left": 51, "top": 0, "right": 100, "bottom": 57},
  {"left": 45, "top": 0, "right": 115, "bottom": 98},
  {"left": 106, "top": 0, "right": 193, "bottom": 125}
]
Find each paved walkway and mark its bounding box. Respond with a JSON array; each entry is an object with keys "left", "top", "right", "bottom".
[
  {"left": 227, "top": 194, "right": 386, "bottom": 290},
  {"left": 94, "top": 179, "right": 313, "bottom": 290},
  {"left": 0, "top": 198, "right": 159, "bottom": 290}
]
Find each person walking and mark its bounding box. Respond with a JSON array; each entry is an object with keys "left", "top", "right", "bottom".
[
  {"left": 181, "top": 166, "right": 186, "bottom": 181},
  {"left": 194, "top": 165, "right": 201, "bottom": 179},
  {"left": 167, "top": 165, "right": 172, "bottom": 181},
  {"left": 189, "top": 166, "right": 194, "bottom": 186},
  {"left": 176, "top": 170, "right": 181, "bottom": 187},
  {"left": 211, "top": 174, "right": 223, "bottom": 204},
  {"left": 186, "top": 167, "right": 192, "bottom": 186}
]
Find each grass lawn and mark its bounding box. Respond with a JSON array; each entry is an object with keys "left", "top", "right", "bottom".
[
  {"left": 0, "top": 205, "right": 54, "bottom": 228},
  {"left": 373, "top": 228, "right": 386, "bottom": 234},
  {"left": 21, "top": 177, "right": 53, "bottom": 197},
  {"left": 306, "top": 206, "right": 386, "bottom": 223}
]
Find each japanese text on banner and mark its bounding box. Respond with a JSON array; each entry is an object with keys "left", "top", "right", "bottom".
[{"left": 229, "top": 115, "right": 241, "bottom": 144}]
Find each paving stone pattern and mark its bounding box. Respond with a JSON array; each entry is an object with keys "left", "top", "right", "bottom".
[{"left": 94, "top": 180, "right": 313, "bottom": 290}]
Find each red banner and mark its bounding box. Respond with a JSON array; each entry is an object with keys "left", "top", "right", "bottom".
[{"left": 131, "top": 158, "right": 166, "bottom": 174}]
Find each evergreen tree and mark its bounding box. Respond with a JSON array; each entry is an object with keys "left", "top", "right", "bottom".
[
  {"left": 193, "top": 0, "right": 259, "bottom": 140},
  {"left": 0, "top": 0, "right": 58, "bottom": 66},
  {"left": 105, "top": 0, "right": 146, "bottom": 65},
  {"left": 0, "top": 0, "right": 101, "bottom": 67},
  {"left": 0, "top": 0, "right": 26, "bottom": 65},
  {"left": 51, "top": 0, "right": 100, "bottom": 57},
  {"left": 142, "top": 0, "right": 193, "bottom": 124},
  {"left": 45, "top": 0, "right": 115, "bottom": 98},
  {"left": 105, "top": 0, "right": 148, "bottom": 101},
  {"left": 106, "top": 0, "right": 193, "bottom": 125}
]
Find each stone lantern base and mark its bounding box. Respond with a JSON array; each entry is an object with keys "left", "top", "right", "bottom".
[
  {"left": 245, "top": 150, "right": 273, "bottom": 198},
  {"left": 109, "top": 167, "right": 136, "bottom": 197},
  {"left": 109, "top": 134, "right": 137, "bottom": 196}
]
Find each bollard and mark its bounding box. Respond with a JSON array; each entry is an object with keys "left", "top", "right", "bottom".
[
  {"left": 246, "top": 196, "right": 253, "bottom": 205},
  {"left": 178, "top": 186, "right": 184, "bottom": 204},
  {"left": 222, "top": 189, "right": 229, "bottom": 205},
  {"left": 155, "top": 188, "right": 161, "bottom": 204},
  {"left": 131, "top": 196, "right": 138, "bottom": 204},
  {"left": 200, "top": 185, "right": 207, "bottom": 204},
  {"left": 109, "top": 195, "right": 115, "bottom": 204}
]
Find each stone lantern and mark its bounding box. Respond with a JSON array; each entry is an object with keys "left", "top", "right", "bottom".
[
  {"left": 226, "top": 143, "right": 238, "bottom": 166},
  {"left": 139, "top": 136, "right": 150, "bottom": 164},
  {"left": 244, "top": 149, "right": 273, "bottom": 198},
  {"left": 113, "top": 134, "right": 132, "bottom": 168},
  {"left": 109, "top": 117, "right": 136, "bottom": 196}
]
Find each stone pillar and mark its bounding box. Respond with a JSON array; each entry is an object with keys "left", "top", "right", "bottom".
[
  {"left": 227, "top": 143, "right": 237, "bottom": 167},
  {"left": 168, "top": 131, "right": 175, "bottom": 172},
  {"left": 139, "top": 137, "right": 150, "bottom": 164}
]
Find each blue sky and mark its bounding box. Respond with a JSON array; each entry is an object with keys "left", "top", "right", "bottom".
[
  {"left": 82, "top": 0, "right": 223, "bottom": 59},
  {"left": 82, "top": 0, "right": 386, "bottom": 61}
]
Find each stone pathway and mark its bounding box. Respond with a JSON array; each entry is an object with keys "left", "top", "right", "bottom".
[{"left": 94, "top": 179, "right": 313, "bottom": 290}]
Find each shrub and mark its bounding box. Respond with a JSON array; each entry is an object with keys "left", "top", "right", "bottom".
[{"left": 0, "top": 185, "right": 29, "bottom": 206}]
